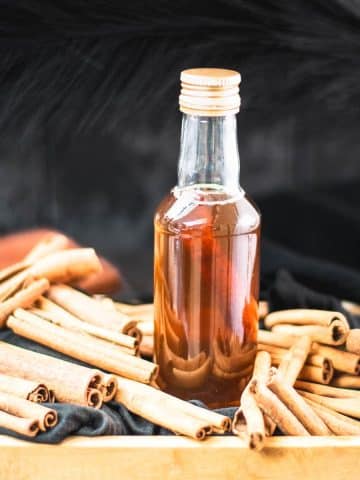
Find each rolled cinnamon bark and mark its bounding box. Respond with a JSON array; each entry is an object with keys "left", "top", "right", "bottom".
[
  {"left": 0, "top": 391, "right": 57, "bottom": 431},
  {"left": 0, "top": 373, "right": 49, "bottom": 402},
  {"left": 0, "top": 341, "right": 103, "bottom": 407},
  {"left": 298, "top": 364, "right": 333, "bottom": 385},
  {"left": 115, "top": 302, "right": 154, "bottom": 316},
  {"left": 135, "top": 321, "right": 154, "bottom": 336},
  {"left": 139, "top": 335, "right": 153, "bottom": 357},
  {"left": 265, "top": 309, "right": 349, "bottom": 329},
  {"left": 116, "top": 305, "right": 154, "bottom": 331},
  {"left": 8, "top": 311, "right": 158, "bottom": 384},
  {"left": 115, "top": 376, "right": 230, "bottom": 439},
  {"left": 116, "top": 323, "right": 142, "bottom": 343},
  {"left": 298, "top": 390, "right": 360, "bottom": 418},
  {"left": 24, "top": 233, "right": 69, "bottom": 262},
  {"left": 87, "top": 388, "right": 103, "bottom": 408},
  {"left": 258, "top": 301, "right": 269, "bottom": 319},
  {"left": 0, "top": 278, "right": 49, "bottom": 327},
  {"left": 100, "top": 374, "right": 118, "bottom": 402},
  {"left": 342, "top": 300, "right": 360, "bottom": 315},
  {"left": 26, "top": 248, "right": 102, "bottom": 284},
  {"left": 303, "top": 397, "right": 360, "bottom": 435},
  {"left": 232, "top": 351, "right": 271, "bottom": 450},
  {"left": 0, "top": 249, "right": 102, "bottom": 302},
  {"left": 260, "top": 343, "right": 331, "bottom": 369},
  {"left": 0, "top": 410, "right": 39, "bottom": 437},
  {"left": 332, "top": 374, "right": 360, "bottom": 389},
  {"left": 295, "top": 380, "right": 360, "bottom": 399},
  {"left": 272, "top": 323, "right": 348, "bottom": 346},
  {"left": 258, "top": 329, "right": 296, "bottom": 349},
  {"left": 250, "top": 379, "right": 310, "bottom": 436},
  {"left": 33, "top": 296, "right": 137, "bottom": 350},
  {"left": 282, "top": 336, "right": 312, "bottom": 386},
  {"left": 312, "top": 343, "right": 360, "bottom": 375},
  {"left": 48, "top": 285, "right": 134, "bottom": 333},
  {"left": 346, "top": 329, "right": 360, "bottom": 355},
  {"left": 0, "top": 260, "right": 29, "bottom": 284},
  {"left": 268, "top": 372, "right": 330, "bottom": 435},
  {"left": 0, "top": 269, "right": 29, "bottom": 302}
]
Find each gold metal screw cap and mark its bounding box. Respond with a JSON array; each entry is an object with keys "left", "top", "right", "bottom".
[{"left": 179, "top": 68, "right": 241, "bottom": 116}]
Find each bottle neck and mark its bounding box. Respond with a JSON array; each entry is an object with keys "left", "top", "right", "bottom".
[{"left": 177, "top": 113, "right": 240, "bottom": 190}]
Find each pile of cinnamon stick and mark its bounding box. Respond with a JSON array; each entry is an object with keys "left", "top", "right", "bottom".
[
  {"left": 233, "top": 308, "right": 360, "bottom": 450},
  {"left": 0, "top": 236, "right": 230, "bottom": 440},
  {"left": 1, "top": 234, "right": 359, "bottom": 444},
  {"left": 105, "top": 300, "right": 360, "bottom": 448}
]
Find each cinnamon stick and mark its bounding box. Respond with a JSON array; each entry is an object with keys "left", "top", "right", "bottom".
[
  {"left": 0, "top": 261, "right": 30, "bottom": 285},
  {"left": 312, "top": 343, "right": 360, "bottom": 375},
  {"left": 272, "top": 323, "right": 347, "bottom": 346},
  {"left": 298, "top": 390, "right": 360, "bottom": 419},
  {"left": 135, "top": 321, "right": 154, "bottom": 336},
  {"left": 332, "top": 374, "right": 360, "bottom": 389},
  {"left": 258, "top": 329, "right": 296, "bottom": 349},
  {"left": 0, "top": 391, "right": 57, "bottom": 431},
  {"left": 139, "top": 335, "right": 153, "bottom": 357},
  {"left": 303, "top": 397, "right": 360, "bottom": 435},
  {"left": 0, "top": 373, "right": 49, "bottom": 402},
  {"left": 281, "top": 336, "right": 312, "bottom": 386},
  {"left": 0, "top": 249, "right": 101, "bottom": 302},
  {"left": 259, "top": 343, "right": 331, "bottom": 369},
  {"left": 0, "top": 278, "right": 49, "bottom": 327},
  {"left": 346, "top": 329, "right": 360, "bottom": 355},
  {"left": 26, "top": 248, "right": 102, "bottom": 284},
  {"left": 298, "top": 364, "right": 333, "bottom": 385},
  {"left": 232, "top": 351, "right": 271, "bottom": 450},
  {"left": 24, "top": 233, "right": 69, "bottom": 262},
  {"left": 265, "top": 309, "right": 349, "bottom": 330},
  {"left": 295, "top": 380, "right": 360, "bottom": 399},
  {"left": 115, "top": 302, "right": 154, "bottom": 316},
  {"left": 250, "top": 379, "right": 310, "bottom": 436},
  {"left": 100, "top": 374, "right": 118, "bottom": 402},
  {"left": 8, "top": 311, "right": 158, "bottom": 384},
  {"left": 0, "top": 410, "right": 39, "bottom": 437},
  {"left": 33, "top": 296, "right": 137, "bottom": 350},
  {"left": 268, "top": 371, "right": 330, "bottom": 435},
  {"left": 115, "top": 376, "right": 230, "bottom": 439},
  {"left": 258, "top": 300, "right": 269, "bottom": 319},
  {"left": 0, "top": 341, "right": 103, "bottom": 407},
  {"left": 0, "top": 270, "right": 30, "bottom": 302},
  {"left": 48, "top": 285, "right": 134, "bottom": 334}
]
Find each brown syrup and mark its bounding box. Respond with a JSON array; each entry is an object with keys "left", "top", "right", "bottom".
[{"left": 154, "top": 187, "right": 260, "bottom": 408}]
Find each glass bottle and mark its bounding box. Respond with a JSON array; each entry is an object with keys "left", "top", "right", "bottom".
[{"left": 154, "top": 69, "right": 260, "bottom": 408}]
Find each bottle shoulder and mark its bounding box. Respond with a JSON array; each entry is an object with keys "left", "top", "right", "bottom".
[{"left": 155, "top": 186, "right": 261, "bottom": 235}]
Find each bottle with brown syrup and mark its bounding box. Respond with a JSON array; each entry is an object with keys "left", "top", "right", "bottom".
[{"left": 154, "top": 68, "right": 260, "bottom": 408}]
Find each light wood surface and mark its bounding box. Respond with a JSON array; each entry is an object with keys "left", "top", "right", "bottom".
[{"left": 0, "top": 435, "right": 359, "bottom": 480}]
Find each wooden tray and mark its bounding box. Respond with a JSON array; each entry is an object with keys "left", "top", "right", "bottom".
[{"left": 1, "top": 435, "right": 359, "bottom": 480}]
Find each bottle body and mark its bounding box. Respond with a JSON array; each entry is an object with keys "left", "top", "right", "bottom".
[{"left": 154, "top": 185, "right": 260, "bottom": 408}]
